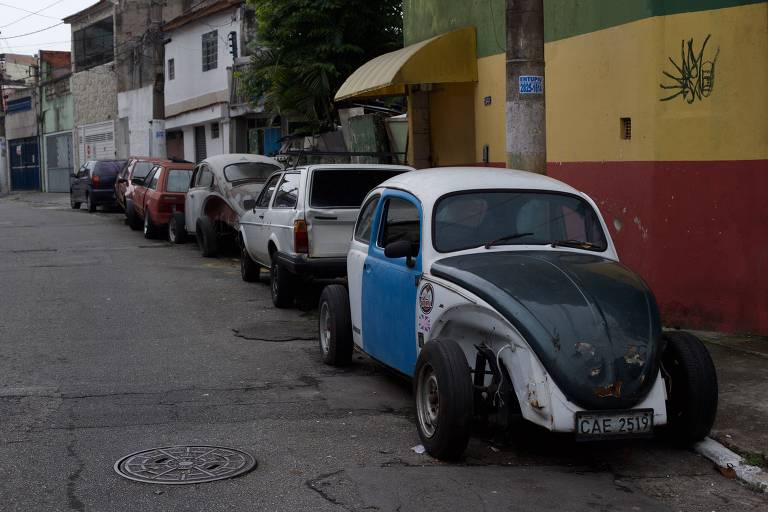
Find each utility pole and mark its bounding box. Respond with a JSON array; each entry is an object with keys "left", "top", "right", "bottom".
[{"left": 505, "top": 0, "right": 546, "bottom": 174}]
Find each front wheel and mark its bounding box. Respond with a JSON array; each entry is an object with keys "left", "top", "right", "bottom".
[
  {"left": 143, "top": 211, "right": 158, "bottom": 239},
  {"left": 318, "top": 285, "right": 353, "bottom": 366},
  {"left": 240, "top": 245, "right": 260, "bottom": 282},
  {"left": 126, "top": 200, "right": 141, "bottom": 230},
  {"left": 414, "top": 339, "right": 473, "bottom": 461},
  {"left": 70, "top": 194, "right": 81, "bottom": 210},
  {"left": 660, "top": 331, "right": 718, "bottom": 446}
]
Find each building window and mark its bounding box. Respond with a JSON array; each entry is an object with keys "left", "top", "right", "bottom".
[
  {"left": 620, "top": 117, "right": 632, "bottom": 140},
  {"left": 73, "top": 17, "right": 114, "bottom": 71},
  {"left": 168, "top": 58, "right": 175, "bottom": 80},
  {"left": 211, "top": 123, "right": 220, "bottom": 139},
  {"left": 202, "top": 30, "right": 218, "bottom": 72}
]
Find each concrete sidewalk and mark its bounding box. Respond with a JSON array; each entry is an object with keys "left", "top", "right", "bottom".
[{"left": 694, "top": 330, "right": 768, "bottom": 467}]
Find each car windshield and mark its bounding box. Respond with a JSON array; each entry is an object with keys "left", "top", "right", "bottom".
[
  {"left": 94, "top": 161, "right": 125, "bottom": 175},
  {"left": 310, "top": 169, "right": 406, "bottom": 208},
  {"left": 132, "top": 161, "right": 156, "bottom": 180},
  {"left": 223, "top": 162, "right": 280, "bottom": 183},
  {"left": 166, "top": 169, "right": 194, "bottom": 193},
  {"left": 433, "top": 191, "right": 607, "bottom": 253}
]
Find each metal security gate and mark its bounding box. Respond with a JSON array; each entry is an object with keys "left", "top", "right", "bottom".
[
  {"left": 45, "top": 132, "right": 74, "bottom": 192},
  {"left": 10, "top": 137, "right": 41, "bottom": 191},
  {"left": 78, "top": 120, "right": 116, "bottom": 164}
]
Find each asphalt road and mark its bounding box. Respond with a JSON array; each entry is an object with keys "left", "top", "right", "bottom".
[{"left": 1, "top": 193, "right": 765, "bottom": 512}]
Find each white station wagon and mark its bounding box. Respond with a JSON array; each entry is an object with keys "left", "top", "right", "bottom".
[
  {"left": 317, "top": 167, "right": 718, "bottom": 460},
  {"left": 238, "top": 164, "right": 413, "bottom": 307}
]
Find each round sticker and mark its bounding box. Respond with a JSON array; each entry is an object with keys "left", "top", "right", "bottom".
[{"left": 419, "top": 284, "right": 434, "bottom": 314}]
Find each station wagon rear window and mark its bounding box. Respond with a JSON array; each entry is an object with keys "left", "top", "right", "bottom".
[
  {"left": 223, "top": 162, "right": 280, "bottom": 183},
  {"left": 310, "top": 169, "right": 405, "bottom": 208},
  {"left": 433, "top": 191, "right": 607, "bottom": 253},
  {"left": 166, "top": 169, "right": 194, "bottom": 193},
  {"left": 132, "top": 161, "right": 156, "bottom": 180}
]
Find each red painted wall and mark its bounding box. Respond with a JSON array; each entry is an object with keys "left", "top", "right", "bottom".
[{"left": 548, "top": 160, "right": 768, "bottom": 335}]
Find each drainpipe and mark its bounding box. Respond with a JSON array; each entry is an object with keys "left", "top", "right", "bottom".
[{"left": 506, "top": 0, "right": 546, "bottom": 173}]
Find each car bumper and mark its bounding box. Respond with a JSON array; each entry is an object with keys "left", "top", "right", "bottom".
[
  {"left": 91, "top": 189, "right": 117, "bottom": 204},
  {"left": 274, "top": 252, "right": 347, "bottom": 279}
]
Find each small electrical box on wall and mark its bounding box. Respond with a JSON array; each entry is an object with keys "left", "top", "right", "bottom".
[{"left": 483, "top": 96, "right": 492, "bottom": 106}]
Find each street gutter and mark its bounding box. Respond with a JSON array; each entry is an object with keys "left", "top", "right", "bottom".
[{"left": 695, "top": 438, "right": 768, "bottom": 492}]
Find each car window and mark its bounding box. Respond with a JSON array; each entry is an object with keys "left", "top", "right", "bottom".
[
  {"left": 354, "top": 194, "right": 380, "bottom": 244},
  {"left": 147, "top": 168, "right": 162, "bottom": 190},
  {"left": 379, "top": 197, "right": 420, "bottom": 254},
  {"left": 433, "top": 191, "right": 608, "bottom": 253},
  {"left": 256, "top": 174, "right": 281, "bottom": 208},
  {"left": 166, "top": 169, "right": 193, "bottom": 193},
  {"left": 223, "top": 162, "right": 280, "bottom": 183},
  {"left": 273, "top": 173, "right": 300, "bottom": 209},
  {"left": 132, "top": 161, "right": 156, "bottom": 180},
  {"left": 310, "top": 169, "right": 406, "bottom": 208},
  {"left": 196, "top": 166, "right": 213, "bottom": 188},
  {"left": 94, "top": 161, "right": 122, "bottom": 175}
]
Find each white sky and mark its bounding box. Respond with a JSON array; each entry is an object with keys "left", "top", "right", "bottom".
[{"left": 0, "top": 0, "right": 96, "bottom": 56}]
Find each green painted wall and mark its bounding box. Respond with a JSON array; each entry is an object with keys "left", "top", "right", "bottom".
[
  {"left": 404, "top": 0, "right": 765, "bottom": 52},
  {"left": 41, "top": 84, "right": 74, "bottom": 135},
  {"left": 403, "top": 0, "right": 506, "bottom": 58}
]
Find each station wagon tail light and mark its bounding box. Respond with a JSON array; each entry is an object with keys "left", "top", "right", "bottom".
[{"left": 294, "top": 219, "right": 309, "bottom": 254}]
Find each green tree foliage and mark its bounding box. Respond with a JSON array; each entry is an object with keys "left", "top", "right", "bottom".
[{"left": 243, "top": 0, "right": 403, "bottom": 134}]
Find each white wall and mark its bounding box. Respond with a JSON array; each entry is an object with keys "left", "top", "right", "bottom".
[
  {"left": 117, "top": 85, "right": 166, "bottom": 158},
  {"left": 164, "top": 9, "right": 239, "bottom": 109},
  {"left": 181, "top": 120, "right": 228, "bottom": 163}
]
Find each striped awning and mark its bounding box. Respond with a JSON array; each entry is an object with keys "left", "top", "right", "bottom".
[{"left": 334, "top": 27, "right": 478, "bottom": 102}]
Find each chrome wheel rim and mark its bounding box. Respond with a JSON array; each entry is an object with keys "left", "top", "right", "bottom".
[
  {"left": 416, "top": 364, "right": 439, "bottom": 438},
  {"left": 271, "top": 265, "right": 278, "bottom": 296},
  {"left": 143, "top": 215, "right": 149, "bottom": 235},
  {"left": 168, "top": 220, "right": 176, "bottom": 242},
  {"left": 319, "top": 303, "right": 331, "bottom": 355}
]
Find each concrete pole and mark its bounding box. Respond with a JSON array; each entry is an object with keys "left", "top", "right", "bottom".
[{"left": 506, "top": 0, "right": 546, "bottom": 173}]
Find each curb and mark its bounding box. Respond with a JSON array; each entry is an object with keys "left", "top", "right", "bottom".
[{"left": 695, "top": 437, "right": 768, "bottom": 492}]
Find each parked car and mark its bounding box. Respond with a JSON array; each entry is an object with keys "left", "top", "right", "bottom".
[
  {"left": 115, "top": 157, "right": 170, "bottom": 213},
  {"left": 317, "top": 167, "right": 718, "bottom": 461},
  {"left": 239, "top": 164, "right": 414, "bottom": 307},
  {"left": 125, "top": 162, "right": 195, "bottom": 241},
  {"left": 184, "top": 154, "right": 283, "bottom": 257},
  {"left": 70, "top": 159, "right": 127, "bottom": 212}
]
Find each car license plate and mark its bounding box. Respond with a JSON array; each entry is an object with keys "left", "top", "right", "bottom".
[{"left": 575, "top": 409, "right": 654, "bottom": 440}]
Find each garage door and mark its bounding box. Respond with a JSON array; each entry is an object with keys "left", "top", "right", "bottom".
[{"left": 78, "top": 121, "right": 115, "bottom": 164}]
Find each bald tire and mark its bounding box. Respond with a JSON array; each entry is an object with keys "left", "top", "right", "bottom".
[
  {"left": 661, "top": 331, "right": 718, "bottom": 446},
  {"left": 414, "top": 340, "right": 473, "bottom": 461},
  {"left": 318, "top": 285, "right": 353, "bottom": 366}
]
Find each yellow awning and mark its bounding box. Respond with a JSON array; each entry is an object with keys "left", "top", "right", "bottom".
[{"left": 334, "top": 27, "right": 478, "bottom": 102}]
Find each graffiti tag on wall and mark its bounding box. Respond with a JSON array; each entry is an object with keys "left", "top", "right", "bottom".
[{"left": 660, "top": 35, "right": 720, "bottom": 104}]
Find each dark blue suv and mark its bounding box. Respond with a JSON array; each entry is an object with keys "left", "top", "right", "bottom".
[{"left": 70, "top": 160, "right": 127, "bottom": 212}]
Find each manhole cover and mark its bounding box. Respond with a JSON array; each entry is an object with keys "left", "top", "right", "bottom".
[{"left": 114, "top": 446, "right": 256, "bottom": 484}]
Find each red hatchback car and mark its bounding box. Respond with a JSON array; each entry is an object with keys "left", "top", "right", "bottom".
[
  {"left": 126, "top": 162, "right": 195, "bottom": 242},
  {"left": 116, "top": 157, "right": 170, "bottom": 213}
]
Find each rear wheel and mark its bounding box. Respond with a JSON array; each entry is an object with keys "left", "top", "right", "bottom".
[
  {"left": 86, "top": 193, "right": 96, "bottom": 213},
  {"left": 168, "top": 213, "right": 186, "bottom": 244},
  {"left": 240, "top": 245, "right": 260, "bottom": 282},
  {"left": 415, "top": 339, "right": 473, "bottom": 461},
  {"left": 660, "top": 331, "right": 718, "bottom": 446},
  {"left": 318, "top": 285, "right": 353, "bottom": 366},
  {"left": 196, "top": 217, "right": 219, "bottom": 257},
  {"left": 126, "top": 200, "right": 141, "bottom": 230},
  {"left": 270, "top": 253, "right": 295, "bottom": 308},
  {"left": 143, "top": 211, "right": 158, "bottom": 239}
]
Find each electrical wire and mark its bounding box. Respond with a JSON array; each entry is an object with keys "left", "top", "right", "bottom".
[
  {"left": 0, "top": 22, "right": 65, "bottom": 39},
  {"left": 0, "top": 0, "right": 65, "bottom": 29}
]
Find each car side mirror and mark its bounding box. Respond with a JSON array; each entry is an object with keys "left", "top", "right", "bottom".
[
  {"left": 384, "top": 240, "right": 416, "bottom": 268},
  {"left": 131, "top": 177, "right": 144, "bottom": 186},
  {"left": 70, "top": 173, "right": 77, "bottom": 179},
  {"left": 243, "top": 199, "right": 257, "bottom": 211}
]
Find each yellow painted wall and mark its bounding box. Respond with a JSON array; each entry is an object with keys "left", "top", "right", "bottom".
[
  {"left": 473, "top": 54, "right": 507, "bottom": 164},
  {"left": 545, "top": 2, "right": 768, "bottom": 162},
  {"left": 429, "top": 82, "right": 477, "bottom": 166}
]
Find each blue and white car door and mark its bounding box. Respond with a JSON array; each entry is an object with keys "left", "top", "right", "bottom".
[
  {"left": 348, "top": 193, "right": 382, "bottom": 348},
  {"left": 361, "top": 191, "right": 422, "bottom": 376}
]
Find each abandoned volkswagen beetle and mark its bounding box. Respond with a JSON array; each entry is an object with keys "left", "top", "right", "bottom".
[{"left": 318, "top": 168, "right": 717, "bottom": 461}]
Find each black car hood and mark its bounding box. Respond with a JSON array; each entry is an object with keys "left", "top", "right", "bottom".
[{"left": 431, "top": 251, "right": 661, "bottom": 410}]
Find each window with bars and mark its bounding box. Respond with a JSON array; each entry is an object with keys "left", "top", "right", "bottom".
[
  {"left": 211, "top": 123, "right": 220, "bottom": 139},
  {"left": 620, "top": 117, "right": 632, "bottom": 140},
  {"left": 202, "top": 30, "right": 218, "bottom": 72},
  {"left": 168, "top": 58, "right": 175, "bottom": 80}
]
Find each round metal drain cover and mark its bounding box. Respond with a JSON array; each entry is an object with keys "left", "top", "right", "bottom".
[{"left": 114, "top": 446, "right": 256, "bottom": 484}]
